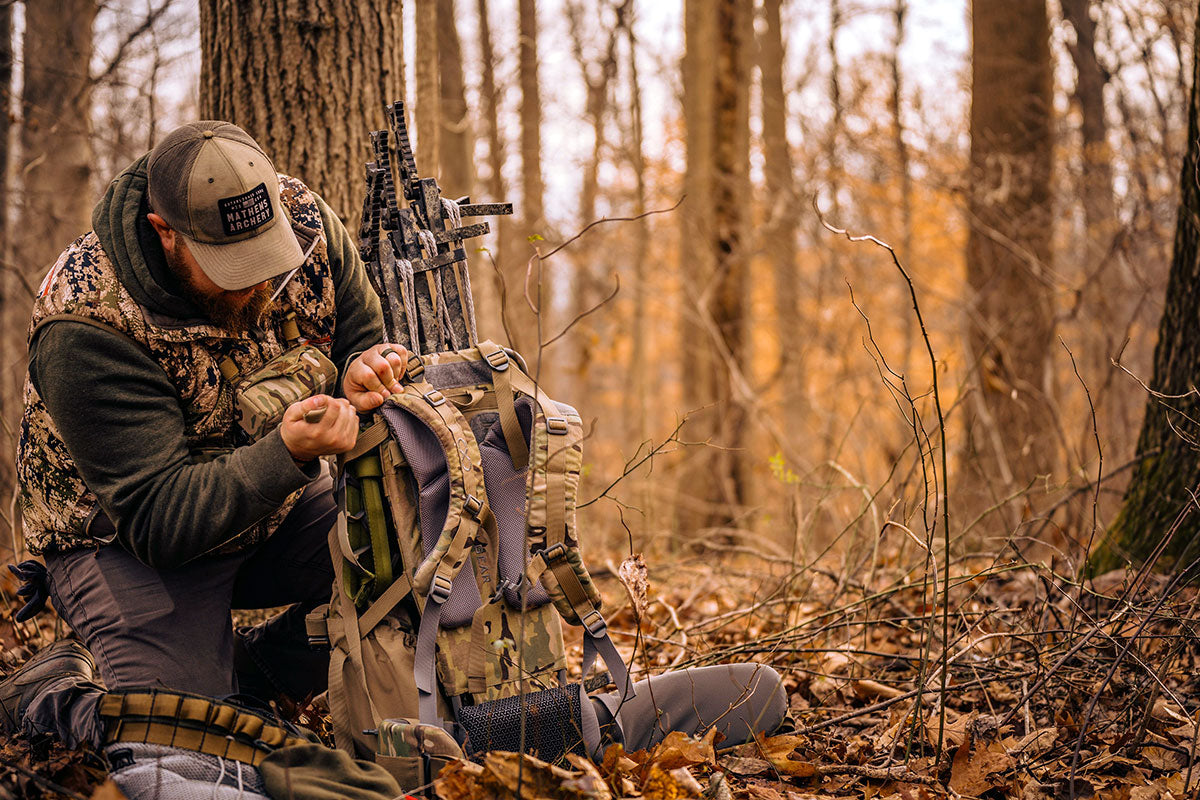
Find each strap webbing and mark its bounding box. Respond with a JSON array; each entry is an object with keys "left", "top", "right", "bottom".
[
  {"left": 476, "top": 341, "right": 529, "bottom": 470},
  {"left": 357, "top": 573, "right": 412, "bottom": 637},
  {"left": 415, "top": 595, "right": 446, "bottom": 726},
  {"left": 356, "top": 456, "right": 393, "bottom": 592},
  {"left": 347, "top": 418, "right": 391, "bottom": 461}
]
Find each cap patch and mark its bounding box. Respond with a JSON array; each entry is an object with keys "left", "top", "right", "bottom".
[{"left": 218, "top": 182, "right": 274, "bottom": 236}]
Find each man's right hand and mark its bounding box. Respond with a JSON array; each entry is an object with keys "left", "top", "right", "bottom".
[{"left": 280, "top": 395, "right": 358, "bottom": 463}]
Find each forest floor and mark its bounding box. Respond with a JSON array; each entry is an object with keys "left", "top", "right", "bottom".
[{"left": 0, "top": 543, "right": 1196, "bottom": 800}]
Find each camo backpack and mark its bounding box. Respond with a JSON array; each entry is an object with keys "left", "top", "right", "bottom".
[{"left": 306, "top": 340, "right": 632, "bottom": 790}]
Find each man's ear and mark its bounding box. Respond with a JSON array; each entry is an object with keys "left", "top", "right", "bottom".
[{"left": 145, "top": 212, "right": 175, "bottom": 252}]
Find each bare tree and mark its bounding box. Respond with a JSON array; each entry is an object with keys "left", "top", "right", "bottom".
[
  {"left": 962, "top": 0, "right": 1057, "bottom": 528},
  {"left": 474, "top": 0, "right": 507, "bottom": 341},
  {"left": 199, "top": 0, "right": 405, "bottom": 223},
  {"left": 415, "top": 0, "right": 440, "bottom": 177},
  {"left": 677, "top": 0, "right": 753, "bottom": 536},
  {"left": 437, "top": 0, "right": 474, "bottom": 200},
  {"left": 757, "top": 0, "right": 803, "bottom": 435},
  {"left": 510, "top": 0, "right": 545, "bottom": 356},
  {"left": 6, "top": 0, "right": 98, "bottom": 531}
]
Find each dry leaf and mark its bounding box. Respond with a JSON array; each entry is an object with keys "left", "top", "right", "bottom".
[
  {"left": 949, "top": 739, "right": 1014, "bottom": 797},
  {"left": 618, "top": 554, "right": 649, "bottom": 618},
  {"left": 643, "top": 765, "right": 681, "bottom": 800},
  {"left": 88, "top": 781, "right": 128, "bottom": 800},
  {"left": 853, "top": 679, "right": 905, "bottom": 700},
  {"left": 670, "top": 766, "right": 705, "bottom": 796},
  {"left": 719, "top": 756, "right": 771, "bottom": 776},
  {"left": 704, "top": 772, "right": 733, "bottom": 800},
  {"left": 648, "top": 729, "right": 718, "bottom": 770}
]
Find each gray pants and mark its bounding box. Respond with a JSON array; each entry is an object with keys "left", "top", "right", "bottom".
[{"left": 27, "top": 473, "right": 337, "bottom": 747}]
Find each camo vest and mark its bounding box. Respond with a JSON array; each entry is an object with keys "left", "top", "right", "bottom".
[{"left": 17, "top": 175, "right": 338, "bottom": 557}]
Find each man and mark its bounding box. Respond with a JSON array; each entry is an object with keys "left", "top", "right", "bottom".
[{"left": 2, "top": 120, "right": 410, "bottom": 750}]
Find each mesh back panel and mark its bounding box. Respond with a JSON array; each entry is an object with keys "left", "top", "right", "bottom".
[
  {"left": 478, "top": 398, "right": 551, "bottom": 608},
  {"left": 106, "top": 743, "right": 269, "bottom": 800},
  {"left": 458, "top": 684, "right": 587, "bottom": 760}
]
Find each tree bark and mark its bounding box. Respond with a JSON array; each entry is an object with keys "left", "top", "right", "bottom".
[
  {"left": 199, "top": 0, "right": 405, "bottom": 225},
  {"left": 474, "top": 0, "right": 507, "bottom": 342},
  {"left": 1099, "top": 8, "right": 1200, "bottom": 574},
  {"left": 757, "top": 0, "right": 804, "bottom": 436},
  {"left": 962, "top": 0, "right": 1057, "bottom": 528},
  {"left": 7, "top": 0, "right": 97, "bottom": 544},
  {"left": 889, "top": 0, "right": 915, "bottom": 375},
  {"left": 510, "top": 0, "right": 544, "bottom": 356},
  {"left": 0, "top": 1, "right": 11, "bottom": 252},
  {"left": 624, "top": 6, "right": 648, "bottom": 448},
  {"left": 677, "top": 0, "right": 752, "bottom": 536},
  {"left": 415, "top": 0, "right": 440, "bottom": 177},
  {"left": 437, "top": 0, "right": 474, "bottom": 200}
]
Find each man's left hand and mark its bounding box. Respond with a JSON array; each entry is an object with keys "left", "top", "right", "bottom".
[{"left": 343, "top": 343, "right": 410, "bottom": 412}]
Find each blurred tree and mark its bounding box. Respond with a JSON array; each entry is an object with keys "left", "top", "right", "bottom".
[
  {"left": 0, "top": 0, "right": 11, "bottom": 256},
  {"left": 962, "top": 0, "right": 1056, "bottom": 529},
  {"left": 415, "top": 0, "right": 440, "bottom": 177},
  {"left": 623, "top": 4, "right": 649, "bottom": 447},
  {"left": 1098, "top": 7, "right": 1200, "bottom": 574},
  {"left": 473, "top": 0, "right": 507, "bottom": 341},
  {"left": 6, "top": 0, "right": 98, "bottom": 546},
  {"left": 677, "top": 0, "right": 753, "bottom": 536},
  {"left": 888, "top": 0, "right": 914, "bottom": 373},
  {"left": 510, "top": 0, "right": 545, "bottom": 356},
  {"left": 437, "top": 0, "right": 474, "bottom": 200},
  {"left": 199, "top": 0, "right": 405, "bottom": 224},
  {"left": 757, "top": 0, "right": 803, "bottom": 435}
]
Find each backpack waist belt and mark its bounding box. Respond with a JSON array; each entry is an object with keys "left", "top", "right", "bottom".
[{"left": 98, "top": 690, "right": 308, "bottom": 768}]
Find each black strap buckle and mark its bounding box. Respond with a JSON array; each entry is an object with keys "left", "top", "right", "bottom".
[
  {"left": 483, "top": 348, "right": 509, "bottom": 371},
  {"left": 545, "top": 416, "right": 569, "bottom": 435},
  {"left": 580, "top": 609, "right": 607, "bottom": 637},
  {"left": 429, "top": 574, "right": 454, "bottom": 603},
  {"left": 423, "top": 389, "right": 446, "bottom": 407}
]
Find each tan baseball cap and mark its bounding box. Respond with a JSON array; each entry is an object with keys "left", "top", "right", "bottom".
[{"left": 146, "top": 121, "right": 305, "bottom": 291}]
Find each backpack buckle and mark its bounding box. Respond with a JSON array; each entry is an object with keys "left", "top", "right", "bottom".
[
  {"left": 541, "top": 542, "right": 568, "bottom": 564},
  {"left": 483, "top": 349, "right": 509, "bottom": 371},
  {"left": 423, "top": 389, "right": 446, "bottom": 407},
  {"left": 580, "top": 609, "right": 607, "bottom": 637},
  {"left": 463, "top": 494, "right": 483, "bottom": 521},
  {"left": 545, "top": 417, "right": 568, "bottom": 435},
  {"left": 429, "top": 574, "right": 454, "bottom": 603},
  {"left": 405, "top": 355, "right": 425, "bottom": 381}
]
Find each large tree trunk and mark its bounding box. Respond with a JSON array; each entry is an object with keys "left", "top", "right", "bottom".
[
  {"left": 7, "top": 0, "right": 97, "bottom": 550},
  {"left": 1099, "top": 8, "right": 1200, "bottom": 574},
  {"left": 889, "top": 0, "right": 915, "bottom": 375},
  {"left": 676, "top": 0, "right": 752, "bottom": 537},
  {"left": 962, "top": 0, "right": 1056, "bottom": 529},
  {"left": 757, "top": 0, "right": 803, "bottom": 437},
  {"left": 0, "top": 1, "right": 11, "bottom": 252},
  {"left": 199, "top": 0, "right": 405, "bottom": 225}
]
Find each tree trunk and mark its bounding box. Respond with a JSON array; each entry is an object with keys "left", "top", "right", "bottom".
[
  {"left": 889, "top": 0, "right": 915, "bottom": 375},
  {"left": 0, "top": 1, "right": 11, "bottom": 250},
  {"left": 962, "top": 0, "right": 1057, "bottom": 530},
  {"left": 757, "top": 0, "right": 803, "bottom": 437},
  {"left": 415, "top": 0, "right": 440, "bottom": 177},
  {"left": 511, "top": 0, "right": 544, "bottom": 356},
  {"left": 474, "top": 0, "right": 507, "bottom": 342},
  {"left": 7, "top": 0, "right": 97, "bottom": 548},
  {"left": 1099, "top": 8, "right": 1200, "bottom": 574},
  {"left": 677, "top": 0, "right": 752, "bottom": 537},
  {"left": 437, "top": 0, "right": 474, "bottom": 200},
  {"left": 624, "top": 6, "right": 649, "bottom": 448},
  {"left": 199, "top": 0, "right": 405, "bottom": 225}
]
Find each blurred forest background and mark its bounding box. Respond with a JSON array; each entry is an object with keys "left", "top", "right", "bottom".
[
  {"left": 4, "top": 0, "right": 1192, "bottom": 576},
  {"left": 8, "top": 1, "right": 1200, "bottom": 797}
]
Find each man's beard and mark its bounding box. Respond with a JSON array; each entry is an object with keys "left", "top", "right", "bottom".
[{"left": 168, "top": 240, "right": 272, "bottom": 333}]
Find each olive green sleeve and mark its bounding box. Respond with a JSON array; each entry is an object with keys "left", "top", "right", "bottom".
[
  {"left": 29, "top": 321, "right": 320, "bottom": 570},
  {"left": 312, "top": 192, "right": 385, "bottom": 381}
]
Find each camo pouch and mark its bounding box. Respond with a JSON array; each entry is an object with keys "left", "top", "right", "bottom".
[
  {"left": 232, "top": 344, "right": 337, "bottom": 440},
  {"left": 375, "top": 718, "right": 464, "bottom": 792}
]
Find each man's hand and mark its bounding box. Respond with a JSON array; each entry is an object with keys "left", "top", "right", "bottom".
[
  {"left": 343, "top": 343, "right": 410, "bottom": 412},
  {"left": 280, "top": 395, "right": 358, "bottom": 463}
]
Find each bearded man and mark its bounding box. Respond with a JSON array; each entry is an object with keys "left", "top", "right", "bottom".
[{"left": 0, "top": 121, "right": 410, "bottom": 750}]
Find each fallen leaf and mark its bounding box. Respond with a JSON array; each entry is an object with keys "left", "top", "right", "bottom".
[
  {"left": 949, "top": 738, "right": 1014, "bottom": 797},
  {"left": 643, "top": 765, "right": 681, "bottom": 800},
  {"left": 719, "top": 756, "right": 771, "bottom": 776},
  {"left": 853, "top": 679, "right": 905, "bottom": 700},
  {"left": 670, "top": 766, "right": 705, "bottom": 796},
  {"left": 618, "top": 554, "right": 649, "bottom": 618},
  {"left": 88, "top": 781, "right": 128, "bottom": 800},
  {"left": 647, "top": 729, "right": 718, "bottom": 771},
  {"left": 704, "top": 772, "right": 733, "bottom": 800}
]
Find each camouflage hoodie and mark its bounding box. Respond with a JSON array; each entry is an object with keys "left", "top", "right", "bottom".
[{"left": 16, "top": 155, "right": 382, "bottom": 567}]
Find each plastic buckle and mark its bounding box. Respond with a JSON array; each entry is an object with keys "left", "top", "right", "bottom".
[
  {"left": 406, "top": 355, "right": 425, "bottom": 381},
  {"left": 541, "top": 542, "right": 568, "bottom": 564},
  {"left": 580, "top": 609, "right": 607, "bottom": 637},
  {"left": 463, "top": 494, "right": 483, "bottom": 520},
  {"left": 483, "top": 348, "right": 509, "bottom": 371},
  {"left": 423, "top": 389, "right": 446, "bottom": 407},
  {"left": 490, "top": 578, "right": 515, "bottom": 604},
  {"left": 546, "top": 417, "right": 568, "bottom": 435},
  {"left": 429, "top": 574, "right": 454, "bottom": 603}
]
